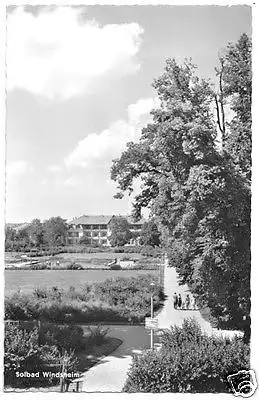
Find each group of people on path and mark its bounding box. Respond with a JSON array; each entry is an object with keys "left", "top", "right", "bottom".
[{"left": 173, "top": 293, "right": 197, "bottom": 310}]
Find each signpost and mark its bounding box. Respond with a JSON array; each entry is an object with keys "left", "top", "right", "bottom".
[
  {"left": 145, "top": 317, "right": 159, "bottom": 330},
  {"left": 146, "top": 282, "right": 158, "bottom": 350}
]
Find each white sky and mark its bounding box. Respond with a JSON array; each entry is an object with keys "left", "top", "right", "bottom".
[{"left": 5, "top": 4, "right": 252, "bottom": 223}]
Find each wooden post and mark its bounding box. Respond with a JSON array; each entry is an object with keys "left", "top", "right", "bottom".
[
  {"left": 60, "top": 356, "right": 67, "bottom": 393},
  {"left": 60, "top": 359, "right": 64, "bottom": 392}
]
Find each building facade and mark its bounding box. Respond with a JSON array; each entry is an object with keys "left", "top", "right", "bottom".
[{"left": 67, "top": 215, "right": 145, "bottom": 246}]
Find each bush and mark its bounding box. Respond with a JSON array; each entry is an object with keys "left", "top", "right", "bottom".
[
  {"left": 30, "top": 262, "right": 49, "bottom": 270},
  {"left": 133, "top": 257, "right": 160, "bottom": 270},
  {"left": 39, "top": 323, "right": 86, "bottom": 352},
  {"left": 123, "top": 319, "right": 249, "bottom": 393},
  {"left": 5, "top": 275, "right": 164, "bottom": 324},
  {"left": 87, "top": 325, "right": 110, "bottom": 346},
  {"left": 67, "top": 262, "right": 84, "bottom": 270},
  {"left": 113, "top": 247, "right": 125, "bottom": 253},
  {"left": 4, "top": 323, "right": 61, "bottom": 387},
  {"left": 5, "top": 293, "right": 40, "bottom": 320},
  {"left": 93, "top": 275, "right": 163, "bottom": 322},
  {"left": 120, "top": 256, "right": 131, "bottom": 261},
  {"left": 33, "top": 288, "right": 48, "bottom": 299},
  {"left": 140, "top": 246, "right": 162, "bottom": 258},
  {"left": 109, "top": 264, "right": 121, "bottom": 270},
  {"left": 123, "top": 246, "right": 142, "bottom": 253}
]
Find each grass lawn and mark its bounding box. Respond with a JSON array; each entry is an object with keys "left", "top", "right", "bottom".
[
  {"left": 4, "top": 335, "right": 123, "bottom": 393},
  {"left": 5, "top": 269, "right": 159, "bottom": 293}
]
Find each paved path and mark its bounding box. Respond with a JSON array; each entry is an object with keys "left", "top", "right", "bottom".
[
  {"left": 81, "top": 325, "right": 157, "bottom": 392},
  {"left": 81, "top": 256, "right": 242, "bottom": 392},
  {"left": 157, "top": 256, "right": 243, "bottom": 339}
]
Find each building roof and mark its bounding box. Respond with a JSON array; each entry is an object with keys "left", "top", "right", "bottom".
[
  {"left": 68, "top": 215, "right": 146, "bottom": 226},
  {"left": 69, "top": 215, "right": 113, "bottom": 226}
]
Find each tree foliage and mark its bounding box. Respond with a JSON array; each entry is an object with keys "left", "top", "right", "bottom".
[
  {"left": 108, "top": 216, "right": 132, "bottom": 247},
  {"left": 221, "top": 33, "right": 252, "bottom": 181},
  {"left": 28, "top": 219, "right": 44, "bottom": 247},
  {"left": 139, "top": 220, "right": 161, "bottom": 247},
  {"left": 5, "top": 225, "right": 31, "bottom": 251},
  {"left": 42, "top": 217, "right": 68, "bottom": 248},
  {"left": 111, "top": 34, "right": 251, "bottom": 336},
  {"left": 5, "top": 217, "right": 68, "bottom": 252}
]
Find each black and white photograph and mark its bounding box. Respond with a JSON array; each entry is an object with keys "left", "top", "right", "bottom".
[{"left": 2, "top": 2, "right": 255, "bottom": 396}]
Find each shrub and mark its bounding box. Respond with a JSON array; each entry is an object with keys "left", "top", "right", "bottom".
[
  {"left": 5, "top": 293, "right": 40, "bottom": 320},
  {"left": 133, "top": 257, "right": 160, "bottom": 270},
  {"left": 67, "top": 262, "right": 84, "bottom": 270},
  {"left": 88, "top": 325, "right": 110, "bottom": 346},
  {"left": 39, "top": 323, "right": 86, "bottom": 352},
  {"left": 33, "top": 288, "right": 48, "bottom": 299},
  {"left": 113, "top": 247, "right": 125, "bottom": 253},
  {"left": 140, "top": 246, "right": 162, "bottom": 258},
  {"left": 120, "top": 256, "right": 131, "bottom": 261},
  {"left": 93, "top": 275, "right": 163, "bottom": 321},
  {"left": 109, "top": 264, "right": 121, "bottom": 270},
  {"left": 5, "top": 322, "right": 80, "bottom": 388},
  {"left": 30, "top": 262, "right": 49, "bottom": 270},
  {"left": 4, "top": 323, "right": 60, "bottom": 387},
  {"left": 123, "top": 319, "right": 249, "bottom": 393},
  {"left": 123, "top": 246, "right": 142, "bottom": 253},
  {"left": 5, "top": 275, "right": 164, "bottom": 323}
]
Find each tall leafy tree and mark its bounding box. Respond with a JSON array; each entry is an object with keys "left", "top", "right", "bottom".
[
  {"left": 215, "top": 33, "right": 252, "bottom": 181},
  {"left": 28, "top": 219, "right": 44, "bottom": 248},
  {"left": 111, "top": 35, "right": 251, "bottom": 339},
  {"left": 108, "top": 217, "right": 132, "bottom": 247},
  {"left": 5, "top": 226, "right": 16, "bottom": 251},
  {"left": 43, "top": 217, "right": 68, "bottom": 249},
  {"left": 139, "top": 220, "right": 161, "bottom": 247}
]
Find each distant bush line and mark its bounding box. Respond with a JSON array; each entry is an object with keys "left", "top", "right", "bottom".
[
  {"left": 6, "top": 245, "right": 162, "bottom": 258},
  {"left": 6, "top": 258, "right": 161, "bottom": 271}
]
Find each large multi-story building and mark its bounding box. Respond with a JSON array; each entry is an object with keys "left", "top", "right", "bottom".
[{"left": 67, "top": 215, "right": 145, "bottom": 246}]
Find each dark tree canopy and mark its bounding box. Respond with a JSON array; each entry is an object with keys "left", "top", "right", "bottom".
[
  {"left": 28, "top": 219, "right": 44, "bottom": 247},
  {"left": 139, "top": 220, "right": 161, "bottom": 247},
  {"left": 43, "top": 217, "right": 68, "bottom": 248},
  {"left": 221, "top": 33, "right": 252, "bottom": 181},
  {"left": 111, "top": 34, "right": 251, "bottom": 336},
  {"left": 108, "top": 216, "right": 133, "bottom": 247}
]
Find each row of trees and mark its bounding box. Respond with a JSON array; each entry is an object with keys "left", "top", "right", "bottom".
[
  {"left": 5, "top": 217, "right": 68, "bottom": 251},
  {"left": 111, "top": 34, "right": 251, "bottom": 337},
  {"left": 5, "top": 216, "right": 161, "bottom": 251}
]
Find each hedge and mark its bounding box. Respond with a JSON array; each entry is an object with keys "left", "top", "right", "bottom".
[
  {"left": 5, "top": 275, "right": 164, "bottom": 323},
  {"left": 123, "top": 319, "right": 249, "bottom": 393}
]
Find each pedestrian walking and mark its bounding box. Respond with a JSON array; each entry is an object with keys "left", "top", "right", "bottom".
[
  {"left": 177, "top": 294, "right": 182, "bottom": 309},
  {"left": 191, "top": 297, "right": 197, "bottom": 310},
  {"left": 185, "top": 294, "right": 190, "bottom": 310},
  {"left": 173, "top": 292, "right": 178, "bottom": 309}
]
